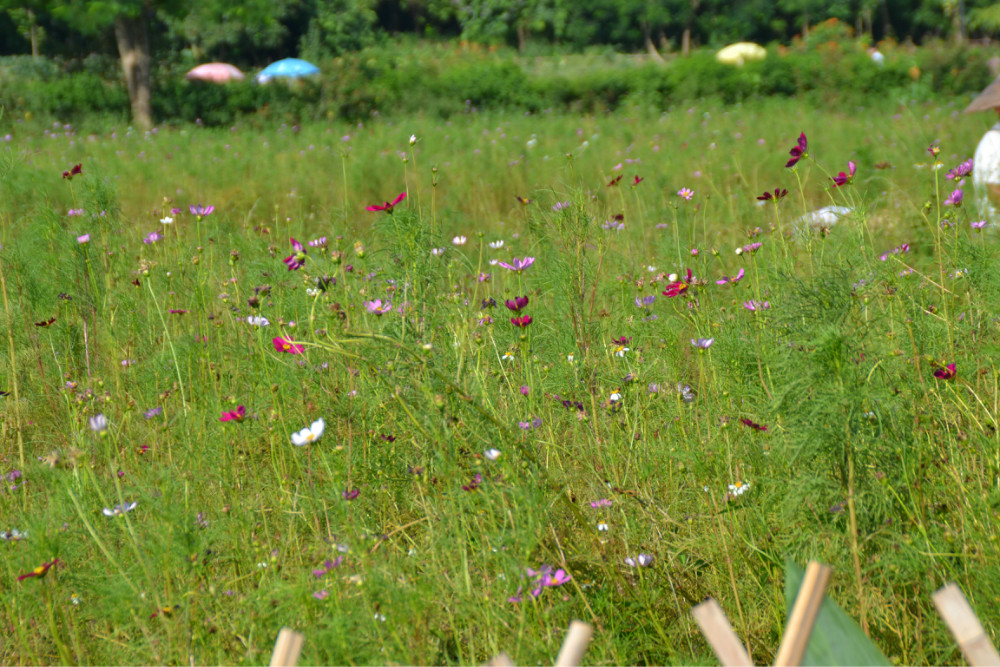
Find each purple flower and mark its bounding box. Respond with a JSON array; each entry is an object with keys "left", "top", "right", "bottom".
[
  {"left": 284, "top": 238, "right": 306, "bottom": 270},
  {"left": 743, "top": 300, "right": 770, "bottom": 312},
  {"left": 505, "top": 296, "right": 529, "bottom": 312},
  {"left": 691, "top": 338, "right": 714, "bottom": 349},
  {"left": 972, "top": 220, "right": 988, "bottom": 229},
  {"left": 634, "top": 295, "right": 656, "bottom": 307},
  {"left": 946, "top": 158, "right": 973, "bottom": 182},
  {"left": 313, "top": 590, "right": 329, "bottom": 600},
  {"left": 190, "top": 204, "right": 214, "bottom": 218},
  {"left": 944, "top": 189, "right": 963, "bottom": 206},
  {"left": 552, "top": 201, "right": 570, "bottom": 212},
  {"left": 461, "top": 473, "right": 482, "bottom": 492},
  {"left": 308, "top": 237, "right": 327, "bottom": 248},
  {"left": 785, "top": 132, "right": 807, "bottom": 168},
  {"left": 716, "top": 268, "right": 745, "bottom": 285},
  {"left": 143, "top": 231, "right": 162, "bottom": 244},
  {"left": 77, "top": 234, "right": 90, "bottom": 244},
  {"left": 590, "top": 499, "right": 612, "bottom": 508},
  {"left": 67, "top": 208, "right": 84, "bottom": 216},
  {"left": 625, "top": 554, "right": 654, "bottom": 568},
  {"left": 341, "top": 488, "right": 360, "bottom": 501},
  {"left": 143, "top": 406, "right": 162, "bottom": 419},
  {"left": 497, "top": 257, "right": 535, "bottom": 273},
  {"left": 742, "top": 242, "right": 762, "bottom": 254}
]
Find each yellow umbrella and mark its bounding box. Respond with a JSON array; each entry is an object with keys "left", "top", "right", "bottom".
[{"left": 716, "top": 42, "right": 767, "bottom": 66}]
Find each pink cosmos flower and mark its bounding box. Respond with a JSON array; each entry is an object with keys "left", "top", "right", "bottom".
[
  {"left": 220, "top": 405, "right": 246, "bottom": 422},
  {"left": 716, "top": 268, "right": 745, "bottom": 285},
  {"left": 189, "top": 205, "right": 214, "bottom": 218},
  {"left": 364, "top": 299, "right": 393, "bottom": 315},
  {"left": 740, "top": 418, "right": 768, "bottom": 431},
  {"left": 946, "top": 158, "right": 973, "bottom": 182},
  {"left": 510, "top": 315, "right": 533, "bottom": 328},
  {"left": 757, "top": 188, "right": 788, "bottom": 202},
  {"left": 832, "top": 161, "right": 857, "bottom": 187},
  {"left": 743, "top": 300, "right": 770, "bottom": 312},
  {"left": 498, "top": 257, "right": 535, "bottom": 273},
  {"left": 632, "top": 175, "right": 643, "bottom": 186},
  {"left": 677, "top": 187, "right": 694, "bottom": 200},
  {"left": 272, "top": 337, "right": 304, "bottom": 354},
  {"left": 366, "top": 192, "right": 406, "bottom": 213},
  {"left": 944, "top": 189, "right": 963, "bottom": 206},
  {"left": 785, "top": 132, "right": 807, "bottom": 168},
  {"left": 505, "top": 296, "right": 529, "bottom": 312},
  {"left": 284, "top": 238, "right": 307, "bottom": 270}
]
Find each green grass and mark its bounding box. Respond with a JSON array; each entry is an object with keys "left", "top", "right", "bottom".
[{"left": 1, "top": 97, "right": 1000, "bottom": 665}]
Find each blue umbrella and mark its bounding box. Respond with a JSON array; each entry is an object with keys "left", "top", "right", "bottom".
[{"left": 257, "top": 58, "right": 320, "bottom": 83}]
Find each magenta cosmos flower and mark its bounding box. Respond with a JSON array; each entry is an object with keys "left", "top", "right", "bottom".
[
  {"left": 756, "top": 188, "right": 788, "bottom": 202},
  {"left": 832, "top": 161, "right": 857, "bottom": 187},
  {"left": 944, "top": 189, "right": 963, "bottom": 206},
  {"left": 785, "top": 132, "right": 807, "bottom": 168},
  {"left": 364, "top": 299, "right": 392, "bottom": 315},
  {"left": 716, "top": 268, "right": 745, "bottom": 285},
  {"left": 663, "top": 269, "right": 692, "bottom": 297},
  {"left": 18, "top": 558, "right": 60, "bottom": 582},
  {"left": 284, "top": 238, "right": 307, "bottom": 270},
  {"left": 219, "top": 405, "right": 246, "bottom": 422},
  {"left": 272, "top": 337, "right": 304, "bottom": 354},
  {"left": 366, "top": 192, "right": 406, "bottom": 213},
  {"left": 510, "top": 315, "right": 533, "bottom": 327},
  {"left": 62, "top": 163, "right": 82, "bottom": 180},
  {"left": 505, "top": 296, "right": 529, "bottom": 312},
  {"left": 933, "top": 363, "right": 956, "bottom": 380}
]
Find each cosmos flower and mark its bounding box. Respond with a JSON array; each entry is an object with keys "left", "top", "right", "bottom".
[
  {"left": 743, "top": 300, "right": 770, "bottom": 312},
  {"left": 272, "top": 337, "right": 305, "bottom": 354},
  {"left": 504, "top": 296, "right": 529, "bottom": 312},
  {"left": 341, "top": 488, "right": 360, "bottom": 501},
  {"left": 624, "top": 554, "right": 654, "bottom": 568},
  {"left": 677, "top": 187, "right": 694, "bottom": 200},
  {"left": 143, "top": 231, "right": 162, "bottom": 244},
  {"left": 785, "top": 132, "right": 807, "bottom": 168},
  {"left": 189, "top": 205, "right": 214, "bottom": 218},
  {"left": 364, "top": 299, "right": 393, "bottom": 315},
  {"left": 634, "top": 295, "right": 656, "bottom": 308},
  {"left": 219, "top": 406, "right": 246, "bottom": 422},
  {"left": 484, "top": 448, "right": 501, "bottom": 461},
  {"left": 510, "top": 315, "right": 533, "bottom": 327},
  {"left": 944, "top": 189, "right": 963, "bottom": 206},
  {"left": 291, "top": 418, "right": 325, "bottom": 446},
  {"left": 247, "top": 316, "right": 270, "bottom": 326},
  {"left": 89, "top": 414, "right": 108, "bottom": 433},
  {"left": 489, "top": 240, "right": 504, "bottom": 249},
  {"left": 452, "top": 236, "right": 467, "bottom": 246},
  {"left": 740, "top": 418, "right": 768, "bottom": 431},
  {"left": 284, "top": 238, "right": 307, "bottom": 271},
  {"left": 832, "top": 161, "right": 857, "bottom": 187},
  {"left": 663, "top": 269, "right": 693, "bottom": 297},
  {"left": 366, "top": 192, "right": 406, "bottom": 213},
  {"left": 716, "top": 268, "right": 745, "bottom": 285},
  {"left": 756, "top": 188, "right": 788, "bottom": 202},
  {"left": 497, "top": 257, "right": 535, "bottom": 273},
  {"left": 77, "top": 234, "right": 90, "bottom": 244},
  {"left": 62, "top": 163, "right": 83, "bottom": 179},
  {"left": 933, "top": 363, "right": 956, "bottom": 380},
  {"left": 18, "top": 558, "right": 60, "bottom": 581},
  {"left": 633, "top": 175, "right": 643, "bottom": 186},
  {"left": 946, "top": 158, "right": 974, "bottom": 182},
  {"left": 691, "top": 338, "right": 714, "bottom": 349},
  {"left": 103, "top": 501, "right": 137, "bottom": 517}
]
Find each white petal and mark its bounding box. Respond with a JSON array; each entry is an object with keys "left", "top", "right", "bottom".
[{"left": 102, "top": 508, "right": 115, "bottom": 517}]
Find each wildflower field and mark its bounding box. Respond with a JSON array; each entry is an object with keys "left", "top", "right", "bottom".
[{"left": 2, "top": 98, "right": 1000, "bottom": 665}]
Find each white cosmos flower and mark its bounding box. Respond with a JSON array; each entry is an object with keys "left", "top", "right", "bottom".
[
  {"left": 488, "top": 258, "right": 498, "bottom": 265},
  {"left": 667, "top": 273, "right": 678, "bottom": 282},
  {"left": 160, "top": 216, "right": 174, "bottom": 225},
  {"left": 431, "top": 247, "right": 445, "bottom": 256},
  {"left": 452, "top": 236, "right": 467, "bottom": 246},
  {"left": 409, "top": 134, "right": 417, "bottom": 146},
  {"left": 489, "top": 240, "right": 504, "bottom": 249},
  {"left": 247, "top": 316, "right": 270, "bottom": 327},
  {"left": 484, "top": 448, "right": 501, "bottom": 461},
  {"left": 609, "top": 392, "right": 622, "bottom": 402},
  {"left": 291, "top": 418, "right": 325, "bottom": 446},
  {"left": 103, "top": 501, "right": 137, "bottom": 517}
]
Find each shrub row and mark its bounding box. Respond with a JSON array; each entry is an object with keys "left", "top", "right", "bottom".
[{"left": 0, "top": 42, "right": 992, "bottom": 126}]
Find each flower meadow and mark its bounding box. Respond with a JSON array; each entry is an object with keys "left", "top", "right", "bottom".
[{"left": 2, "top": 99, "right": 1000, "bottom": 664}]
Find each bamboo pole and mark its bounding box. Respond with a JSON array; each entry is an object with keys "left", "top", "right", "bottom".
[
  {"left": 692, "top": 599, "right": 753, "bottom": 666},
  {"left": 773, "top": 561, "right": 832, "bottom": 667},
  {"left": 269, "top": 627, "right": 304, "bottom": 667},
  {"left": 933, "top": 583, "right": 1000, "bottom": 667}
]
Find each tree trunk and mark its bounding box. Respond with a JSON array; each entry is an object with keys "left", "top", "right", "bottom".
[
  {"left": 516, "top": 23, "right": 527, "bottom": 53},
  {"left": 642, "top": 23, "right": 665, "bottom": 62},
  {"left": 28, "top": 9, "right": 38, "bottom": 59},
  {"left": 952, "top": 0, "right": 966, "bottom": 45},
  {"left": 681, "top": 27, "right": 691, "bottom": 56},
  {"left": 114, "top": 12, "right": 153, "bottom": 130}
]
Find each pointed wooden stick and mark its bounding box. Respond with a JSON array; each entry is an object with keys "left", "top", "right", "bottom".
[
  {"left": 554, "top": 620, "right": 593, "bottom": 667},
  {"left": 933, "top": 583, "right": 1000, "bottom": 667},
  {"left": 269, "top": 627, "right": 304, "bottom": 667},
  {"left": 773, "top": 561, "right": 832, "bottom": 667},
  {"left": 692, "top": 598, "right": 753, "bottom": 666}
]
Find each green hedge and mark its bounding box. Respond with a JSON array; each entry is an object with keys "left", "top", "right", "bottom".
[{"left": 0, "top": 42, "right": 992, "bottom": 126}]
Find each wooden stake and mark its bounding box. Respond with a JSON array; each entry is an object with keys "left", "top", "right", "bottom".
[
  {"left": 933, "top": 583, "right": 1000, "bottom": 667},
  {"left": 773, "top": 561, "right": 832, "bottom": 667},
  {"left": 692, "top": 599, "right": 753, "bottom": 666},
  {"left": 554, "top": 620, "right": 593, "bottom": 667},
  {"left": 269, "top": 627, "right": 304, "bottom": 667}
]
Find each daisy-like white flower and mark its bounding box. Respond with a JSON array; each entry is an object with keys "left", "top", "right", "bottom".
[
  {"left": 452, "top": 236, "right": 467, "bottom": 246},
  {"left": 484, "top": 448, "right": 501, "bottom": 461},
  {"left": 160, "top": 216, "right": 174, "bottom": 225},
  {"left": 430, "top": 247, "right": 445, "bottom": 257},
  {"left": 597, "top": 522, "right": 609, "bottom": 532},
  {"left": 609, "top": 391, "right": 622, "bottom": 402},
  {"left": 614, "top": 346, "right": 629, "bottom": 358},
  {"left": 625, "top": 554, "right": 654, "bottom": 568},
  {"left": 103, "top": 501, "right": 137, "bottom": 517},
  {"left": 502, "top": 351, "right": 515, "bottom": 362},
  {"left": 489, "top": 240, "right": 505, "bottom": 249},
  {"left": 567, "top": 353, "right": 575, "bottom": 363},
  {"left": 291, "top": 418, "right": 325, "bottom": 446},
  {"left": 247, "top": 315, "right": 270, "bottom": 326}
]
